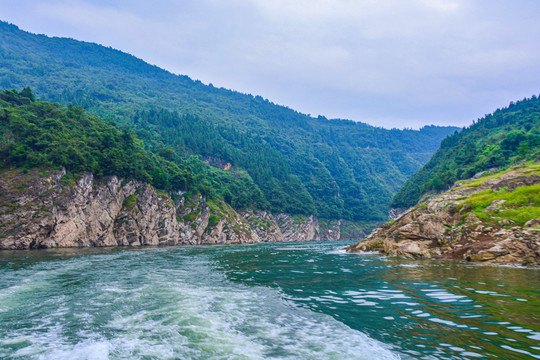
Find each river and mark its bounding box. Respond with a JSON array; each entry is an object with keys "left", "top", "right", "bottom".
[{"left": 0, "top": 241, "right": 538, "bottom": 359}]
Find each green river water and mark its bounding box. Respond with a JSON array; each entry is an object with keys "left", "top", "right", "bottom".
[{"left": 0, "top": 241, "right": 538, "bottom": 359}]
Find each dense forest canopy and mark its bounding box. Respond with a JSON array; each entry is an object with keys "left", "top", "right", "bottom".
[
  {"left": 0, "top": 21, "right": 458, "bottom": 221},
  {"left": 392, "top": 96, "right": 540, "bottom": 209},
  {"left": 0, "top": 89, "right": 270, "bottom": 211}
]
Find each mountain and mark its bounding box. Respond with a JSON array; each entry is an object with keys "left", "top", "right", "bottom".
[
  {"left": 0, "top": 88, "right": 267, "bottom": 209},
  {"left": 0, "top": 89, "right": 344, "bottom": 250},
  {"left": 0, "top": 21, "right": 458, "bottom": 223},
  {"left": 392, "top": 96, "right": 540, "bottom": 209},
  {"left": 347, "top": 98, "right": 540, "bottom": 264},
  {"left": 347, "top": 162, "right": 540, "bottom": 265}
]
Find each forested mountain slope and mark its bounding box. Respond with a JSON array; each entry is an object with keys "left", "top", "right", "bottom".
[
  {"left": 0, "top": 89, "right": 266, "bottom": 209},
  {"left": 392, "top": 96, "right": 540, "bottom": 209},
  {"left": 0, "top": 90, "right": 346, "bottom": 250},
  {"left": 0, "top": 21, "right": 458, "bottom": 221}
]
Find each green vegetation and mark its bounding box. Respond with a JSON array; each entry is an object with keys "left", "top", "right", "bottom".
[
  {"left": 0, "top": 89, "right": 267, "bottom": 210},
  {"left": 122, "top": 195, "right": 138, "bottom": 210},
  {"left": 208, "top": 214, "right": 220, "bottom": 227},
  {"left": 0, "top": 21, "right": 458, "bottom": 221},
  {"left": 459, "top": 184, "right": 540, "bottom": 226},
  {"left": 453, "top": 164, "right": 540, "bottom": 226},
  {"left": 456, "top": 162, "right": 540, "bottom": 189},
  {"left": 392, "top": 96, "right": 540, "bottom": 209},
  {"left": 182, "top": 211, "right": 199, "bottom": 222}
]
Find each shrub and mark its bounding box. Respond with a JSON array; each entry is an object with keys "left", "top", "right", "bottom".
[{"left": 122, "top": 195, "right": 138, "bottom": 210}]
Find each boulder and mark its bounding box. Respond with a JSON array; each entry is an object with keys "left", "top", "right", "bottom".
[{"left": 524, "top": 219, "right": 540, "bottom": 228}]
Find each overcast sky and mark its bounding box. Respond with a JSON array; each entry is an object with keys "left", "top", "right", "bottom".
[{"left": 1, "top": 0, "right": 539, "bottom": 128}]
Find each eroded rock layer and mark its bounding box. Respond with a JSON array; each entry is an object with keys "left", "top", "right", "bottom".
[
  {"left": 0, "top": 169, "right": 343, "bottom": 249},
  {"left": 347, "top": 164, "right": 540, "bottom": 265}
]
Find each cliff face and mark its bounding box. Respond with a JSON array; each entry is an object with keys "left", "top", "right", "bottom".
[
  {"left": 347, "top": 164, "right": 540, "bottom": 265},
  {"left": 0, "top": 169, "right": 342, "bottom": 249}
]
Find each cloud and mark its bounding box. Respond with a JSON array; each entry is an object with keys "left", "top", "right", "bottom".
[{"left": 0, "top": 0, "right": 538, "bottom": 128}]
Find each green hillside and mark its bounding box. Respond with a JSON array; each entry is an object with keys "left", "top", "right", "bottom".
[
  {"left": 0, "top": 21, "right": 458, "bottom": 221},
  {"left": 0, "top": 89, "right": 268, "bottom": 210},
  {"left": 392, "top": 96, "right": 540, "bottom": 209}
]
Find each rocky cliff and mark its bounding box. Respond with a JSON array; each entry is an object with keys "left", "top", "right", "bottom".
[
  {"left": 0, "top": 169, "right": 344, "bottom": 249},
  {"left": 347, "top": 163, "right": 540, "bottom": 265}
]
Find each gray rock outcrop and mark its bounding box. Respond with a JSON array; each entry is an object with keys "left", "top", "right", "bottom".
[{"left": 0, "top": 169, "right": 347, "bottom": 249}]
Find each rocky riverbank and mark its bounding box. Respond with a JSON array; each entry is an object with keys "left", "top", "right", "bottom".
[
  {"left": 0, "top": 169, "right": 359, "bottom": 249},
  {"left": 347, "top": 164, "right": 540, "bottom": 265}
]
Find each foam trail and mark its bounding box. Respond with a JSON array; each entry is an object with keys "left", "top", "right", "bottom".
[{"left": 0, "top": 250, "right": 401, "bottom": 360}]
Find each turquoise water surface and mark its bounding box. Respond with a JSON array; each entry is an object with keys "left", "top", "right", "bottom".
[{"left": 0, "top": 241, "right": 539, "bottom": 359}]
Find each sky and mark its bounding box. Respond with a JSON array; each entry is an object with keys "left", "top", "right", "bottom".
[{"left": 0, "top": 0, "right": 539, "bottom": 129}]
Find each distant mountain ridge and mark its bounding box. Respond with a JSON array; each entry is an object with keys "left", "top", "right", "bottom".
[{"left": 0, "top": 20, "right": 458, "bottom": 222}]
